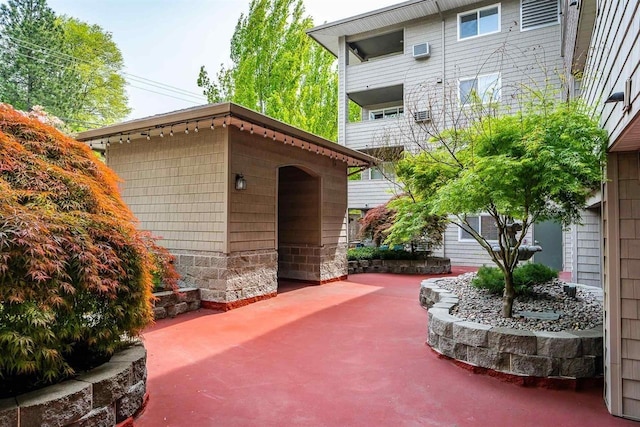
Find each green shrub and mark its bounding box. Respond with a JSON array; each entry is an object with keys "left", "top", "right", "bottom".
[
  {"left": 472, "top": 263, "right": 558, "bottom": 295},
  {"left": 513, "top": 263, "right": 558, "bottom": 288},
  {"left": 347, "top": 247, "right": 377, "bottom": 261},
  {"left": 471, "top": 266, "right": 507, "bottom": 294},
  {"left": 0, "top": 105, "right": 179, "bottom": 397}
]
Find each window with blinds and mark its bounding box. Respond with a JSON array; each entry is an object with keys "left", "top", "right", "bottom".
[{"left": 521, "top": 0, "right": 559, "bottom": 31}]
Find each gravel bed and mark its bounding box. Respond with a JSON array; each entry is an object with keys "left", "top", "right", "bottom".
[{"left": 436, "top": 273, "right": 603, "bottom": 332}]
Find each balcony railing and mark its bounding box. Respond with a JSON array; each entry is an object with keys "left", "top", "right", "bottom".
[
  {"left": 344, "top": 118, "right": 413, "bottom": 151},
  {"left": 345, "top": 54, "right": 407, "bottom": 94}
]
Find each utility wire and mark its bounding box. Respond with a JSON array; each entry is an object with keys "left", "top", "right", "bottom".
[
  {"left": 0, "top": 32, "right": 207, "bottom": 99},
  {"left": 0, "top": 33, "right": 208, "bottom": 103},
  {"left": 0, "top": 45, "right": 206, "bottom": 105}
]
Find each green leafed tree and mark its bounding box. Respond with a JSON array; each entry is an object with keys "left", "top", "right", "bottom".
[
  {"left": 197, "top": 0, "right": 341, "bottom": 140},
  {"left": 0, "top": 0, "right": 129, "bottom": 131},
  {"left": 393, "top": 97, "right": 607, "bottom": 317},
  {"left": 56, "top": 17, "right": 130, "bottom": 130}
]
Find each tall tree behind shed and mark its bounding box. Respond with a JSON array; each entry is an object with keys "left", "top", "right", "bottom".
[{"left": 197, "top": 0, "right": 339, "bottom": 140}]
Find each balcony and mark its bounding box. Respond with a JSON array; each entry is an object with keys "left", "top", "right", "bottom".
[
  {"left": 345, "top": 54, "right": 407, "bottom": 93},
  {"left": 348, "top": 179, "right": 400, "bottom": 209},
  {"left": 345, "top": 118, "right": 413, "bottom": 151}
]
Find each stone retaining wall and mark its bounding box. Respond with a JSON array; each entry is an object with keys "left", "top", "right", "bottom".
[
  {"left": 152, "top": 287, "right": 201, "bottom": 320},
  {"left": 0, "top": 342, "right": 147, "bottom": 427},
  {"left": 348, "top": 257, "right": 451, "bottom": 275},
  {"left": 420, "top": 278, "right": 603, "bottom": 379}
]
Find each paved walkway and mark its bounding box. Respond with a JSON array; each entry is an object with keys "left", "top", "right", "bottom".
[{"left": 136, "top": 270, "right": 633, "bottom": 426}]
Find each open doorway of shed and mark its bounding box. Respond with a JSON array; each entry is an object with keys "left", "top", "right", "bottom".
[{"left": 277, "top": 166, "right": 321, "bottom": 292}]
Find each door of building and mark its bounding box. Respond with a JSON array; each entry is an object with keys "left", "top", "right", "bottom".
[{"left": 533, "top": 220, "right": 563, "bottom": 271}]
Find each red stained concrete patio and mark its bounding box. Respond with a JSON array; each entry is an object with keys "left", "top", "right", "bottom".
[{"left": 136, "top": 269, "right": 633, "bottom": 426}]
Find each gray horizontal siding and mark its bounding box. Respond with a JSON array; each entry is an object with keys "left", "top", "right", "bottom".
[
  {"left": 440, "top": 220, "right": 534, "bottom": 268},
  {"left": 346, "top": 54, "right": 407, "bottom": 93},
  {"left": 563, "top": 227, "right": 573, "bottom": 273},
  {"left": 574, "top": 208, "right": 602, "bottom": 288},
  {"left": 345, "top": 119, "right": 413, "bottom": 151},
  {"left": 583, "top": 1, "right": 640, "bottom": 146},
  {"left": 348, "top": 180, "right": 400, "bottom": 209}
]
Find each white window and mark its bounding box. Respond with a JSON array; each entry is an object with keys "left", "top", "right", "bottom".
[
  {"left": 458, "top": 73, "right": 501, "bottom": 105},
  {"left": 459, "top": 215, "right": 499, "bottom": 241},
  {"left": 458, "top": 4, "right": 501, "bottom": 40},
  {"left": 369, "top": 106, "right": 404, "bottom": 121},
  {"left": 521, "top": 0, "right": 559, "bottom": 31},
  {"left": 360, "top": 162, "right": 395, "bottom": 181}
]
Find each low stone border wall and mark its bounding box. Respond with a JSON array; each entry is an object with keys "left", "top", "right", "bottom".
[
  {"left": 153, "top": 287, "right": 200, "bottom": 320},
  {"left": 0, "top": 342, "right": 147, "bottom": 427},
  {"left": 420, "top": 278, "right": 603, "bottom": 379},
  {"left": 348, "top": 257, "right": 451, "bottom": 275}
]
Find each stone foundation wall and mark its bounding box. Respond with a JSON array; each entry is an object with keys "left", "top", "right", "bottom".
[
  {"left": 321, "top": 244, "right": 348, "bottom": 282},
  {"left": 348, "top": 257, "right": 451, "bottom": 275},
  {"left": 420, "top": 278, "right": 603, "bottom": 379},
  {"left": 152, "top": 288, "right": 200, "bottom": 320},
  {"left": 279, "top": 244, "right": 320, "bottom": 282},
  {"left": 0, "top": 342, "right": 147, "bottom": 427},
  {"left": 171, "top": 249, "right": 278, "bottom": 308}
]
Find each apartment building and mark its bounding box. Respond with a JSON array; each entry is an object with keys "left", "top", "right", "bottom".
[{"left": 309, "top": 0, "right": 574, "bottom": 269}]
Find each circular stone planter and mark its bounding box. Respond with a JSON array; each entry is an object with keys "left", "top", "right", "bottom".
[
  {"left": 420, "top": 278, "right": 603, "bottom": 381},
  {"left": 0, "top": 341, "right": 148, "bottom": 427}
]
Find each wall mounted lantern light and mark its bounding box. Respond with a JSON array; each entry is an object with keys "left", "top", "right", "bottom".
[
  {"left": 235, "top": 174, "right": 247, "bottom": 191},
  {"left": 605, "top": 79, "right": 632, "bottom": 113},
  {"left": 605, "top": 92, "right": 624, "bottom": 103}
]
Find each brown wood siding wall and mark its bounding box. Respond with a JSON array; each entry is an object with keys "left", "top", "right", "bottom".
[
  {"left": 616, "top": 152, "right": 640, "bottom": 418},
  {"left": 107, "top": 129, "right": 227, "bottom": 253},
  {"left": 228, "top": 127, "right": 348, "bottom": 253}
]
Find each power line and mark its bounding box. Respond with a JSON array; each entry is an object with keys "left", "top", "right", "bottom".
[
  {"left": 0, "top": 45, "right": 206, "bottom": 106},
  {"left": 0, "top": 33, "right": 208, "bottom": 103},
  {"left": 0, "top": 33, "right": 207, "bottom": 99},
  {"left": 127, "top": 84, "right": 206, "bottom": 104}
]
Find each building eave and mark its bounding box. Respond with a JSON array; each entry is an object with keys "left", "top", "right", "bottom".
[
  {"left": 76, "top": 102, "right": 377, "bottom": 168},
  {"left": 307, "top": 0, "right": 482, "bottom": 57}
]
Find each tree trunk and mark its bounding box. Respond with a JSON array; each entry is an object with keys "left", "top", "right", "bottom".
[{"left": 502, "top": 270, "right": 516, "bottom": 318}]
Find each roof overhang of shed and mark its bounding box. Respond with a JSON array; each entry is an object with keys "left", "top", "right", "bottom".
[
  {"left": 307, "top": 0, "right": 482, "bottom": 57},
  {"left": 76, "top": 102, "right": 376, "bottom": 168}
]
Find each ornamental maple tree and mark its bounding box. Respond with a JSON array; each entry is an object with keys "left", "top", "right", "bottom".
[{"left": 0, "top": 104, "right": 178, "bottom": 395}]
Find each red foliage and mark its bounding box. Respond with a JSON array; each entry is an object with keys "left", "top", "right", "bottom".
[
  {"left": 358, "top": 204, "right": 395, "bottom": 246},
  {"left": 0, "top": 104, "right": 178, "bottom": 392}
]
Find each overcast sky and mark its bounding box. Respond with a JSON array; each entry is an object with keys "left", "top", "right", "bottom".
[{"left": 39, "top": 0, "right": 400, "bottom": 120}]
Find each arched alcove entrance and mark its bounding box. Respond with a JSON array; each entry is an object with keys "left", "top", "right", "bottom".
[{"left": 277, "top": 166, "right": 321, "bottom": 286}]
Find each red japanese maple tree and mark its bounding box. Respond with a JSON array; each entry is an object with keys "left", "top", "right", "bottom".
[{"left": 0, "top": 104, "right": 178, "bottom": 395}]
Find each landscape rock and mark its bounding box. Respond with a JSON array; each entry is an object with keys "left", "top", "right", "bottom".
[
  {"left": 16, "top": 380, "right": 91, "bottom": 427},
  {"left": 488, "top": 328, "right": 538, "bottom": 355},
  {"left": 77, "top": 362, "right": 132, "bottom": 408},
  {"left": 68, "top": 404, "right": 116, "bottom": 427},
  {"left": 0, "top": 398, "right": 18, "bottom": 427},
  {"left": 115, "top": 381, "right": 145, "bottom": 422}
]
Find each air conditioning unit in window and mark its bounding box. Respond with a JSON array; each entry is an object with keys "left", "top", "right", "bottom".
[
  {"left": 412, "top": 43, "right": 430, "bottom": 59},
  {"left": 413, "top": 110, "right": 431, "bottom": 123}
]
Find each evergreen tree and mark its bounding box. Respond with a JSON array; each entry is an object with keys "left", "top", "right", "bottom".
[{"left": 0, "top": 0, "right": 65, "bottom": 113}]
